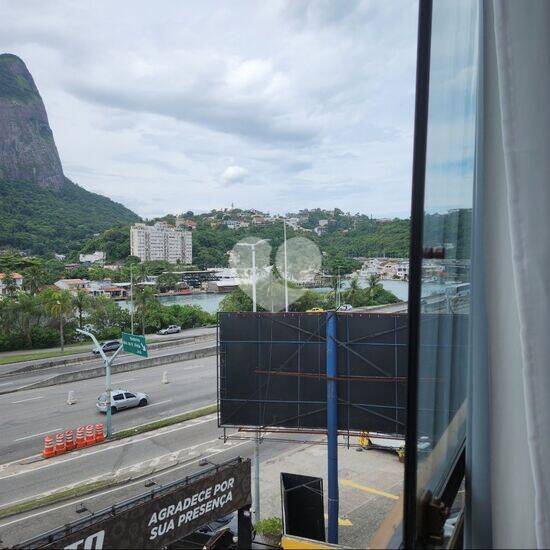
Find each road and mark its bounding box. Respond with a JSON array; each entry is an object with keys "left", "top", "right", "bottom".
[
  {"left": 0, "top": 354, "right": 217, "bottom": 463},
  {"left": 0, "top": 335, "right": 216, "bottom": 394}
]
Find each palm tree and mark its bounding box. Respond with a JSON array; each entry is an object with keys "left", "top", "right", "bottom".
[
  {"left": 16, "top": 293, "right": 41, "bottom": 347},
  {"left": 42, "top": 289, "right": 73, "bottom": 351},
  {"left": 22, "top": 265, "right": 45, "bottom": 295},
  {"left": 134, "top": 285, "right": 155, "bottom": 335},
  {"left": 347, "top": 275, "right": 360, "bottom": 307},
  {"left": 367, "top": 273, "right": 381, "bottom": 297},
  {"left": 72, "top": 289, "right": 91, "bottom": 329}
]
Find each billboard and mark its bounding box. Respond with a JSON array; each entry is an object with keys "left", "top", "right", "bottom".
[
  {"left": 218, "top": 312, "right": 408, "bottom": 435},
  {"left": 218, "top": 312, "right": 468, "bottom": 436},
  {"left": 20, "top": 459, "right": 251, "bottom": 550}
]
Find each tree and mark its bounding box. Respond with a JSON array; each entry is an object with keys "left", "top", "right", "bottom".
[
  {"left": 347, "top": 275, "right": 360, "bottom": 307},
  {"left": 16, "top": 292, "right": 42, "bottom": 347},
  {"left": 134, "top": 286, "right": 156, "bottom": 335},
  {"left": 72, "top": 289, "right": 91, "bottom": 329},
  {"left": 367, "top": 273, "right": 381, "bottom": 294},
  {"left": 41, "top": 288, "right": 73, "bottom": 350},
  {"left": 157, "top": 272, "right": 180, "bottom": 293},
  {"left": 23, "top": 265, "right": 46, "bottom": 295}
]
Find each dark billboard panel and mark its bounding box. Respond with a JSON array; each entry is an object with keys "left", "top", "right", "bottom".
[
  {"left": 26, "top": 460, "right": 251, "bottom": 550},
  {"left": 218, "top": 312, "right": 468, "bottom": 436},
  {"left": 281, "top": 473, "right": 325, "bottom": 542}
]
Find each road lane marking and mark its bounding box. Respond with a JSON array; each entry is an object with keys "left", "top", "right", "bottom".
[
  {"left": 0, "top": 441, "right": 248, "bottom": 527},
  {"left": 14, "top": 429, "right": 63, "bottom": 442},
  {"left": 341, "top": 479, "right": 399, "bottom": 500},
  {"left": 113, "top": 378, "right": 135, "bottom": 383},
  {"left": 0, "top": 381, "right": 13, "bottom": 387},
  {"left": 146, "top": 399, "right": 172, "bottom": 408},
  {"left": 0, "top": 414, "right": 217, "bottom": 479},
  {"left": 11, "top": 396, "right": 43, "bottom": 404},
  {"left": 1, "top": 438, "right": 222, "bottom": 508},
  {"left": 324, "top": 514, "right": 353, "bottom": 526}
]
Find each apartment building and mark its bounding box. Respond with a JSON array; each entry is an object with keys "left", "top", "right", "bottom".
[{"left": 130, "top": 222, "right": 192, "bottom": 264}]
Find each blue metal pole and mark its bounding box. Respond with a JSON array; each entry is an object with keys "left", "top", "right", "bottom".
[{"left": 326, "top": 311, "right": 339, "bottom": 544}]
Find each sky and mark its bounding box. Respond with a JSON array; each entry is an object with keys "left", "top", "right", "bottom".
[{"left": 0, "top": 0, "right": 418, "bottom": 219}]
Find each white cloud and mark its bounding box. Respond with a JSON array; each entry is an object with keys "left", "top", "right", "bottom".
[
  {"left": 0, "top": 0, "right": 418, "bottom": 218},
  {"left": 221, "top": 165, "right": 250, "bottom": 185}
]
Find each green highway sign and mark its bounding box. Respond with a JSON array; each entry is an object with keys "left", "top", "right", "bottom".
[{"left": 122, "top": 332, "right": 148, "bottom": 358}]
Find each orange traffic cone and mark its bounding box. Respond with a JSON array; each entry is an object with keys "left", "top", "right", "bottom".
[
  {"left": 95, "top": 423, "right": 105, "bottom": 443},
  {"left": 65, "top": 429, "right": 75, "bottom": 451},
  {"left": 54, "top": 432, "right": 66, "bottom": 455},
  {"left": 75, "top": 426, "right": 86, "bottom": 449},
  {"left": 42, "top": 435, "right": 55, "bottom": 458},
  {"left": 85, "top": 424, "right": 95, "bottom": 446}
]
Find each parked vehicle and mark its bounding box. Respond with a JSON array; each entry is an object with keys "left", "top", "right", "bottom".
[
  {"left": 92, "top": 340, "right": 121, "bottom": 355},
  {"left": 96, "top": 389, "right": 149, "bottom": 413},
  {"left": 306, "top": 307, "right": 325, "bottom": 313},
  {"left": 158, "top": 325, "right": 181, "bottom": 335}
]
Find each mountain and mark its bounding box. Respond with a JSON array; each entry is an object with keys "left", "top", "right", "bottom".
[{"left": 0, "top": 53, "right": 139, "bottom": 255}]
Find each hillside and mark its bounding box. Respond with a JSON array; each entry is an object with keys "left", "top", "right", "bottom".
[{"left": 0, "top": 53, "right": 139, "bottom": 254}]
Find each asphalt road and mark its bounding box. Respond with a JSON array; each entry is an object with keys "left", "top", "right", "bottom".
[
  {"left": 0, "top": 355, "right": 217, "bottom": 463},
  {"left": 0, "top": 336, "right": 216, "bottom": 393}
]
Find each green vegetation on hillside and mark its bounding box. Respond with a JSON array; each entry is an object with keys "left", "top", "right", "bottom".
[{"left": 0, "top": 179, "right": 140, "bottom": 255}]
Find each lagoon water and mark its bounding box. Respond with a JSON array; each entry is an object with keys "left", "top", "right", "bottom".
[{"left": 118, "top": 279, "right": 447, "bottom": 314}]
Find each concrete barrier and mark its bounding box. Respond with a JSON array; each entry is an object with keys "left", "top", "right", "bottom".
[
  {"left": 0, "top": 332, "right": 216, "bottom": 377},
  {"left": 16, "top": 345, "right": 217, "bottom": 392}
]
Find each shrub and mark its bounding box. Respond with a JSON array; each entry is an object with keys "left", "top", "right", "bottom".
[
  {"left": 255, "top": 517, "right": 283, "bottom": 536},
  {"left": 30, "top": 326, "right": 60, "bottom": 348},
  {"left": 0, "top": 333, "right": 26, "bottom": 352}
]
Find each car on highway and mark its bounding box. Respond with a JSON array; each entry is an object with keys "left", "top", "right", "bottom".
[
  {"left": 306, "top": 307, "right": 325, "bottom": 313},
  {"left": 339, "top": 303, "right": 353, "bottom": 311},
  {"left": 97, "top": 389, "right": 149, "bottom": 413},
  {"left": 158, "top": 325, "right": 181, "bottom": 335},
  {"left": 92, "top": 340, "right": 121, "bottom": 355}
]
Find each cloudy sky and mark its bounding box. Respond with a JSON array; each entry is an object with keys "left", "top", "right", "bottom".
[{"left": 1, "top": 0, "right": 418, "bottom": 219}]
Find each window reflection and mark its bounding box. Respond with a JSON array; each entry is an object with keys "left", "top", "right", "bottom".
[{"left": 415, "top": 0, "right": 478, "bottom": 500}]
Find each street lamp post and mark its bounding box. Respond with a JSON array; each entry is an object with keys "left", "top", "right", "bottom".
[
  {"left": 130, "top": 265, "right": 134, "bottom": 334},
  {"left": 76, "top": 328, "right": 122, "bottom": 438},
  {"left": 283, "top": 219, "right": 289, "bottom": 312},
  {"left": 235, "top": 239, "right": 269, "bottom": 525}
]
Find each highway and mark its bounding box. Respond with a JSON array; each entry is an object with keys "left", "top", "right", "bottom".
[
  {"left": 0, "top": 354, "right": 217, "bottom": 463},
  {"left": 0, "top": 330, "right": 216, "bottom": 393}
]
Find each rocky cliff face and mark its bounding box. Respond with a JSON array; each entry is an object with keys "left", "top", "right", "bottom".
[{"left": 0, "top": 53, "right": 65, "bottom": 189}]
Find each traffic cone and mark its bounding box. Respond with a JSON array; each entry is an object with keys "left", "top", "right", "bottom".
[
  {"left": 54, "top": 432, "right": 66, "bottom": 455},
  {"left": 162, "top": 371, "right": 169, "bottom": 384},
  {"left": 65, "top": 429, "right": 75, "bottom": 451},
  {"left": 85, "top": 424, "right": 95, "bottom": 446},
  {"left": 75, "top": 426, "right": 86, "bottom": 449},
  {"left": 42, "top": 435, "right": 55, "bottom": 458},
  {"left": 67, "top": 390, "right": 75, "bottom": 405},
  {"left": 95, "top": 423, "right": 105, "bottom": 443}
]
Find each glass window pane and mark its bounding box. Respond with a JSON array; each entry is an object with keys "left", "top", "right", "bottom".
[{"left": 416, "top": 0, "right": 478, "bottom": 502}]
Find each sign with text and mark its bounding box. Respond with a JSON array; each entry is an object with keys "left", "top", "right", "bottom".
[
  {"left": 38, "top": 460, "right": 251, "bottom": 549},
  {"left": 122, "top": 332, "right": 148, "bottom": 358}
]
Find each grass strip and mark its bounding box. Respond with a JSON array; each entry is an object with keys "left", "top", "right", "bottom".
[
  {"left": 0, "top": 479, "right": 116, "bottom": 519},
  {"left": 0, "top": 404, "right": 217, "bottom": 519},
  {"left": 112, "top": 403, "right": 217, "bottom": 440},
  {"left": 0, "top": 348, "right": 86, "bottom": 366}
]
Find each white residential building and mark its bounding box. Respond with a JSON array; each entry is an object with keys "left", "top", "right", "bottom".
[
  {"left": 0, "top": 272, "right": 23, "bottom": 295},
  {"left": 130, "top": 222, "right": 192, "bottom": 264}
]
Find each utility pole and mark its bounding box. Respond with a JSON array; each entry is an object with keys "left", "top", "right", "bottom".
[
  {"left": 76, "top": 329, "right": 122, "bottom": 438},
  {"left": 235, "top": 239, "right": 269, "bottom": 525},
  {"left": 283, "top": 218, "right": 289, "bottom": 312}
]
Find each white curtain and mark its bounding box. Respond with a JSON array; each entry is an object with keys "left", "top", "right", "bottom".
[{"left": 484, "top": 1, "right": 550, "bottom": 547}]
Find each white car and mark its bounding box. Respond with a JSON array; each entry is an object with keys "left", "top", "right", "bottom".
[
  {"left": 158, "top": 325, "right": 181, "bottom": 335},
  {"left": 97, "top": 389, "right": 149, "bottom": 413},
  {"left": 340, "top": 304, "right": 353, "bottom": 311}
]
